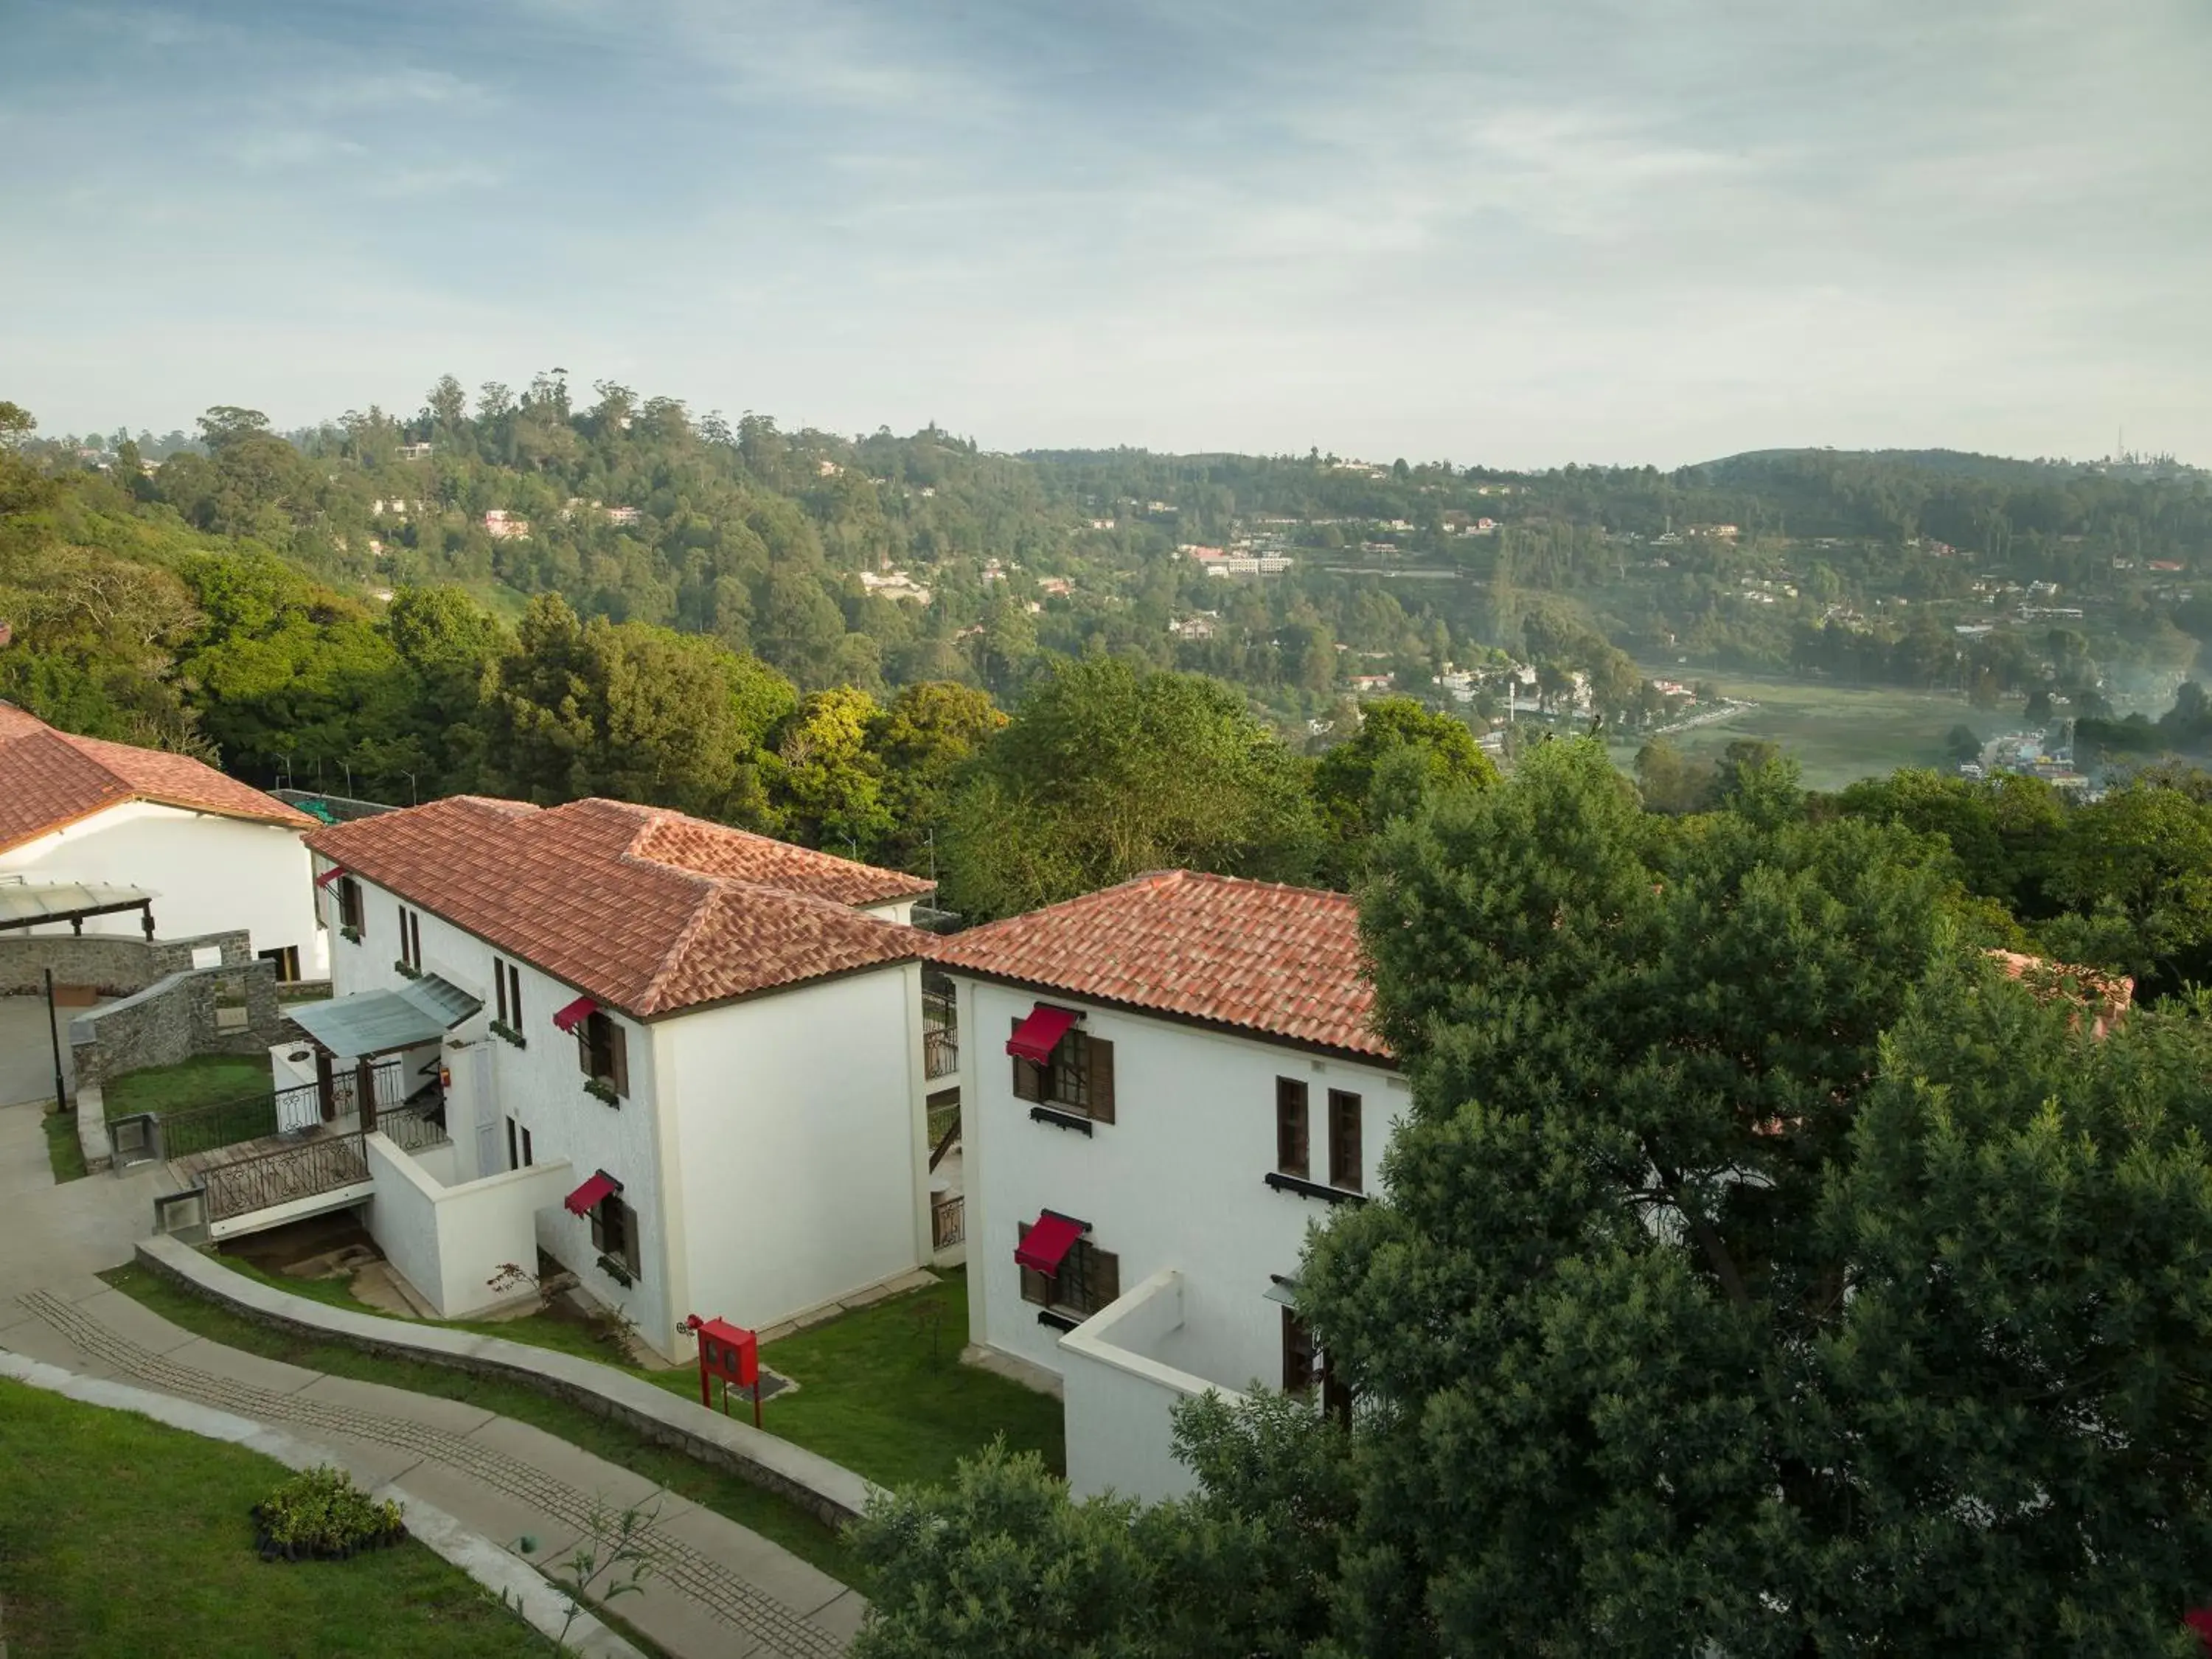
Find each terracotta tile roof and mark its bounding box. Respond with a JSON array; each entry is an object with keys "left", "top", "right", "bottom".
[
  {"left": 932, "top": 869, "right": 1391, "bottom": 1061},
  {"left": 0, "top": 703, "right": 314, "bottom": 853},
  {"left": 305, "top": 796, "right": 931, "bottom": 1018},
  {"left": 1986, "top": 947, "right": 2133, "bottom": 1038}
]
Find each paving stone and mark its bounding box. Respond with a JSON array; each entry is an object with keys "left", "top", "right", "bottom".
[
  {"left": 465, "top": 1414, "right": 669, "bottom": 1516},
  {"left": 293, "top": 1371, "right": 499, "bottom": 1438}
]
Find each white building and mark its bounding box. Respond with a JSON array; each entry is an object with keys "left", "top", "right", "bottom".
[
  {"left": 302, "top": 795, "right": 943, "bottom": 1360},
  {"left": 0, "top": 703, "right": 324, "bottom": 977},
  {"left": 933, "top": 871, "right": 1405, "bottom": 1503}
]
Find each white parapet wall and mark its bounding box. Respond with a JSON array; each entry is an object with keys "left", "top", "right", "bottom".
[
  {"left": 364, "top": 1133, "right": 574, "bottom": 1319},
  {"left": 1057, "top": 1267, "right": 1248, "bottom": 1504}
]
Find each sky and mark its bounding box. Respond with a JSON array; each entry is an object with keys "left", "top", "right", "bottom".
[{"left": 2, "top": 0, "right": 2206, "bottom": 467}]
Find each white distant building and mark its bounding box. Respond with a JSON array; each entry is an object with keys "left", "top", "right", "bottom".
[
  {"left": 935, "top": 872, "right": 1405, "bottom": 1503},
  {"left": 860, "top": 571, "right": 934, "bottom": 605},
  {"left": 483, "top": 510, "right": 529, "bottom": 540},
  {"left": 395, "top": 442, "right": 434, "bottom": 460}
]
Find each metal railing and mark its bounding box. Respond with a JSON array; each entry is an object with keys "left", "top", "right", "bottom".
[
  {"left": 931, "top": 1193, "right": 965, "bottom": 1251},
  {"left": 201, "top": 1130, "right": 372, "bottom": 1222},
  {"left": 155, "top": 1060, "right": 403, "bottom": 1161},
  {"left": 378, "top": 1098, "right": 451, "bottom": 1154}
]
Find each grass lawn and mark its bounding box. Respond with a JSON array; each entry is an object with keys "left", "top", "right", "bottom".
[
  {"left": 99, "top": 1265, "right": 855, "bottom": 1585},
  {"left": 102, "top": 1054, "right": 275, "bottom": 1121},
  {"left": 207, "top": 1252, "right": 1065, "bottom": 1491},
  {"left": 42, "top": 1107, "right": 87, "bottom": 1183},
  {"left": 1612, "top": 667, "right": 1989, "bottom": 793},
  {"left": 0, "top": 1377, "right": 546, "bottom": 1658}
]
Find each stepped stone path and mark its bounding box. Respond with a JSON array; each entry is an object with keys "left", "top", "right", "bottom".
[{"left": 0, "top": 1096, "right": 863, "bottom": 1658}]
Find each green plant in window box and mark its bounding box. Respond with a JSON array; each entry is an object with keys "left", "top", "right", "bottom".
[
  {"left": 597, "top": 1253, "right": 636, "bottom": 1287},
  {"left": 393, "top": 958, "right": 422, "bottom": 979},
  {"left": 339, "top": 925, "right": 361, "bottom": 945},
  {"left": 489, "top": 1018, "right": 527, "bottom": 1048},
  {"left": 584, "top": 1077, "right": 620, "bottom": 1106},
  {"left": 251, "top": 1466, "right": 406, "bottom": 1562}
]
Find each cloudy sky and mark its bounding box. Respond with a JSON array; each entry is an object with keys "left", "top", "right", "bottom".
[{"left": 2, "top": 0, "right": 2205, "bottom": 466}]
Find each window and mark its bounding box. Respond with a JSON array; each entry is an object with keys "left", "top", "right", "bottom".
[
  {"left": 1012, "top": 1018, "right": 1114, "bottom": 1124},
  {"left": 1283, "top": 1307, "right": 1318, "bottom": 1393},
  {"left": 590, "top": 1194, "right": 641, "bottom": 1277},
  {"left": 257, "top": 945, "right": 301, "bottom": 983},
  {"left": 397, "top": 905, "right": 423, "bottom": 971},
  {"left": 507, "top": 1118, "right": 533, "bottom": 1171},
  {"left": 580, "top": 1011, "right": 628, "bottom": 1099},
  {"left": 1017, "top": 1226, "right": 1119, "bottom": 1318},
  {"left": 336, "top": 876, "right": 363, "bottom": 933},
  {"left": 1276, "top": 1078, "right": 1310, "bottom": 1178},
  {"left": 493, "top": 957, "right": 524, "bottom": 1025},
  {"left": 505, "top": 1117, "right": 516, "bottom": 1171},
  {"left": 1328, "top": 1089, "right": 1363, "bottom": 1192}
]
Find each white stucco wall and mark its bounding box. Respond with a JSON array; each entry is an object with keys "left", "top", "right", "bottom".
[
  {"left": 364, "top": 1131, "right": 574, "bottom": 1318},
  {"left": 2, "top": 801, "right": 324, "bottom": 975},
  {"left": 1059, "top": 1268, "right": 1248, "bottom": 1503},
  {"left": 661, "top": 961, "right": 928, "bottom": 1333},
  {"left": 334, "top": 871, "right": 678, "bottom": 1355},
  {"left": 950, "top": 975, "right": 1408, "bottom": 1395}
]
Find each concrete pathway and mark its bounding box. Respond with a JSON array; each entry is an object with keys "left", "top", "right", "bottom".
[
  {"left": 0, "top": 992, "right": 80, "bottom": 1110},
  {"left": 0, "top": 1098, "right": 863, "bottom": 1658}
]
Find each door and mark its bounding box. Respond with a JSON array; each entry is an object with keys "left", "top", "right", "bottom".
[{"left": 458, "top": 1046, "right": 498, "bottom": 1181}]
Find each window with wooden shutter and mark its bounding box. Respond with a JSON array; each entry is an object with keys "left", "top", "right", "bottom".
[
  {"left": 1017, "top": 1222, "right": 1049, "bottom": 1304},
  {"left": 582, "top": 1012, "right": 630, "bottom": 1099},
  {"left": 591, "top": 1197, "right": 641, "bottom": 1277},
  {"left": 1085, "top": 1037, "right": 1114, "bottom": 1124},
  {"left": 1276, "top": 1078, "right": 1310, "bottom": 1178},
  {"left": 494, "top": 959, "right": 509, "bottom": 1024},
  {"left": 505, "top": 1116, "right": 518, "bottom": 1172},
  {"left": 1283, "top": 1307, "right": 1318, "bottom": 1393},
  {"left": 338, "top": 877, "right": 363, "bottom": 931},
  {"left": 1017, "top": 1227, "right": 1119, "bottom": 1318},
  {"left": 1011, "top": 1017, "right": 1044, "bottom": 1102},
  {"left": 507, "top": 962, "right": 522, "bottom": 1026},
  {"left": 1328, "top": 1089, "right": 1363, "bottom": 1192}
]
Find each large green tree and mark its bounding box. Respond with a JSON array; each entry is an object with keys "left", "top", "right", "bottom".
[
  {"left": 1296, "top": 738, "right": 2212, "bottom": 1657},
  {"left": 1310, "top": 696, "right": 1496, "bottom": 884},
  {"left": 939, "top": 657, "right": 1321, "bottom": 919}
]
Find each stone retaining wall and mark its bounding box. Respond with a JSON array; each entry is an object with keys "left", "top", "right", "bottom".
[
  {"left": 69, "top": 958, "right": 285, "bottom": 1089},
  {"left": 0, "top": 930, "right": 253, "bottom": 998},
  {"left": 135, "top": 1235, "right": 880, "bottom": 1531}
]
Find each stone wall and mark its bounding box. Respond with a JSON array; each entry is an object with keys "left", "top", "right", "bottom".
[
  {"left": 69, "top": 957, "right": 286, "bottom": 1091},
  {"left": 0, "top": 930, "right": 253, "bottom": 998}
]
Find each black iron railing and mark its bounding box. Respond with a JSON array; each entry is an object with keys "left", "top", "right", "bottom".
[
  {"left": 155, "top": 1060, "right": 404, "bottom": 1161},
  {"left": 922, "top": 980, "right": 958, "bottom": 1080},
  {"left": 201, "top": 1130, "right": 372, "bottom": 1222},
  {"left": 931, "top": 1193, "right": 965, "bottom": 1251}
]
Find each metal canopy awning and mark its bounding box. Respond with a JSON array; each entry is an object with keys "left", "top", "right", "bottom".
[
  {"left": 289, "top": 973, "right": 482, "bottom": 1062},
  {"left": 0, "top": 880, "right": 159, "bottom": 935}
]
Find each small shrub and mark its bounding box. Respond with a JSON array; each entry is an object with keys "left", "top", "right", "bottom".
[{"left": 252, "top": 1466, "right": 406, "bottom": 1562}]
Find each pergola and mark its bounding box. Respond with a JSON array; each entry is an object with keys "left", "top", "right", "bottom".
[
  {"left": 0, "top": 880, "right": 158, "bottom": 937},
  {"left": 285, "top": 973, "right": 481, "bottom": 1130}
]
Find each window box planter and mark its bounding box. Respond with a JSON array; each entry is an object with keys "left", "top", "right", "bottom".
[
  {"left": 597, "top": 1253, "right": 636, "bottom": 1288},
  {"left": 1263, "top": 1170, "right": 1366, "bottom": 1206},
  {"left": 339, "top": 925, "right": 361, "bottom": 945},
  {"left": 1028, "top": 1105, "right": 1093, "bottom": 1136},
  {"left": 393, "top": 959, "right": 422, "bottom": 979},
  {"left": 488, "top": 1019, "right": 526, "bottom": 1049},
  {"left": 583, "top": 1077, "right": 621, "bottom": 1107}
]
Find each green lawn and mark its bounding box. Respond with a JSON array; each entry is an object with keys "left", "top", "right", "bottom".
[
  {"left": 206, "top": 1253, "right": 1065, "bottom": 1490},
  {"left": 43, "top": 1107, "right": 87, "bottom": 1183},
  {"left": 1611, "top": 668, "right": 1990, "bottom": 793},
  {"left": 100, "top": 1265, "right": 855, "bottom": 1584},
  {"left": 102, "top": 1054, "right": 275, "bottom": 1120},
  {"left": 0, "top": 1377, "right": 546, "bottom": 1658}
]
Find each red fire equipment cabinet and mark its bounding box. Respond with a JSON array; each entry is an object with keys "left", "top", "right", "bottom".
[{"left": 684, "top": 1315, "right": 761, "bottom": 1425}]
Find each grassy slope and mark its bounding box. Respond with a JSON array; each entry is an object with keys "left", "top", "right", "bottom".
[
  {"left": 0, "top": 1377, "right": 545, "bottom": 1658},
  {"left": 42, "top": 1107, "right": 87, "bottom": 1183}
]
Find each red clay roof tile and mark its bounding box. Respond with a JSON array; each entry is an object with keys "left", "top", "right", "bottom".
[
  {"left": 0, "top": 704, "right": 313, "bottom": 852},
  {"left": 305, "top": 796, "right": 932, "bottom": 1018},
  {"left": 932, "top": 870, "right": 1391, "bottom": 1061}
]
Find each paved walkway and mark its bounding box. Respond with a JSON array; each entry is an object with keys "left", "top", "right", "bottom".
[{"left": 0, "top": 1099, "right": 863, "bottom": 1658}]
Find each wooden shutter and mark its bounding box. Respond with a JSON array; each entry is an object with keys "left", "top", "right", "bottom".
[
  {"left": 1276, "top": 1078, "right": 1309, "bottom": 1177},
  {"left": 495, "top": 960, "right": 508, "bottom": 1024},
  {"left": 588, "top": 1201, "right": 606, "bottom": 1253},
  {"left": 1088, "top": 1245, "right": 1119, "bottom": 1312},
  {"left": 1283, "top": 1308, "right": 1318, "bottom": 1392},
  {"left": 577, "top": 1023, "right": 594, "bottom": 1077},
  {"left": 609, "top": 1023, "right": 629, "bottom": 1098},
  {"left": 1087, "top": 1037, "right": 1114, "bottom": 1124},
  {"left": 1329, "top": 1090, "right": 1363, "bottom": 1191},
  {"left": 619, "top": 1200, "right": 641, "bottom": 1275},
  {"left": 1011, "top": 1018, "right": 1043, "bottom": 1102},
  {"left": 1016, "top": 1222, "right": 1048, "bottom": 1304},
  {"left": 508, "top": 964, "right": 522, "bottom": 1025},
  {"left": 505, "top": 1117, "right": 518, "bottom": 1172}
]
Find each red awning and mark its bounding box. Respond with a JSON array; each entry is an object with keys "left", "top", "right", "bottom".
[
  {"left": 313, "top": 866, "right": 347, "bottom": 888},
  {"left": 1006, "top": 1004, "right": 1078, "bottom": 1063},
  {"left": 552, "top": 995, "right": 598, "bottom": 1034},
  {"left": 563, "top": 1170, "right": 618, "bottom": 1217},
  {"left": 1015, "top": 1211, "right": 1084, "bottom": 1274}
]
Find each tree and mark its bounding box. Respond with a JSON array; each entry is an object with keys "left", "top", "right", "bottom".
[
  {"left": 1310, "top": 697, "right": 1496, "bottom": 884},
  {"left": 871, "top": 681, "right": 1006, "bottom": 873},
  {"left": 940, "top": 658, "right": 1321, "bottom": 919},
  {"left": 759, "top": 686, "right": 894, "bottom": 855},
  {"left": 1944, "top": 722, "right": 1983, "bottom": 766},
  {"left": 1298, "top": 738, "right": 2212, "bottom": 1657}
]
